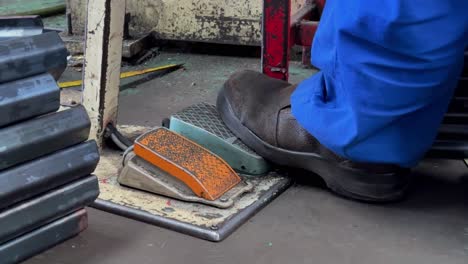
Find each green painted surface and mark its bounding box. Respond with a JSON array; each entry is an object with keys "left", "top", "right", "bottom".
[
  {"left": 0, "top": 0, "right": 65, "bottom": 16},
  {"left": 170, "top": 118, "right": 270, "bottom": 175}
]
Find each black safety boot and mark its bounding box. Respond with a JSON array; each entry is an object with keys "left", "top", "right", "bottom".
[{"left": 217, "top": 70, "right": 411, "bottom": 202}]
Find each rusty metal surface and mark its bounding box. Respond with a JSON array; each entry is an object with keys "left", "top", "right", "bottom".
[
  {"left": 290, "top": 3, "right": 314, "bottom": 27},
  {"left": 0, "top": 141, "right": 99, "bottom": 210},
  {"left": 0, "top": 176, "right": 98, "bottom": 244},
  {"left": 289, "top": 3, "right": 320, "bottom": 67},
  {"left": 0, "top": 106, "right": 91, "bottom": 171},
  {"left": 68, "top": 0, "right": 306, "bottom": 46},
  {"left": 0, "top": 16, "right": 43, "bottom": 41},
  {"left": 263, "top": 0, "right": 324, "bottom": 78},
  {"left": 262, "top": 0, "right": 291, "bottom": 80},
  {"left": 315, "top": 0, "right": 326, "bottom": 14},
  {"left": 0, "top": 31, "right": 67, "bottom": 83},
  {"left": 121, "top": 34, "right": 154, "bottom": 59},
  {"left": 134, "top": 128, "right": 241, "bottom": 201},
  {"left": 295, "top": 21, "right": 318, "bottom": 46},
  {"left": 62, "top": 34, "right": 155, "bottom": 57},
  {"left": 0, "top": 73, "right": 59, "bottom": 127},
  {"left": 118, "top": 152, "right": 253, "bottom": 209},
  {"left": 0, "top": 209, "right": 88, "bottom": 264},
  {"left": 92, "top": 145, "right": 291, "bottom": 242}
]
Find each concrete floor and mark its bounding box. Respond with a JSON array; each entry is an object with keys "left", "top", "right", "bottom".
[{"left": 26, "top": 52, "right": 468, "bottom": 264}]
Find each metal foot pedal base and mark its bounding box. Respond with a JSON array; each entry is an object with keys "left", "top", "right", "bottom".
[
  {"left": 134, "top": 127, "right": 242, "bottom": 201},
  {"left": 0, "top": 209, "right": 88, "bottom": 264},
  {"left": 170, "top": 103, "right": 270, "bottom": 175},
  {"left": 93, "top": 146, "right": 291, "bottom": 242},
  {"left": 119, "top": 152, "right": 253, "bottom": 209}
]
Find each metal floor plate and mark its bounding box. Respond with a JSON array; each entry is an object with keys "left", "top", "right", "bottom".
[{"left": 92, "top": 147, "right": 291, "bottom": 242}]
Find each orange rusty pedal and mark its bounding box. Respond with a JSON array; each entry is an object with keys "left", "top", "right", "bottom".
[{"left": 134, "top": 127, "right": 241, "bottom": 201}]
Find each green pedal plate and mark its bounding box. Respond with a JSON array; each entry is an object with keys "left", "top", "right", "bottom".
[{"left": 170, "top": 103, "right": 270, "bottom": 175}]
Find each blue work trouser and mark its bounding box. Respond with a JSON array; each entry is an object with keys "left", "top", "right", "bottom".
[{"left": 291, "top": 0, "right": 468, "bottom": 167}]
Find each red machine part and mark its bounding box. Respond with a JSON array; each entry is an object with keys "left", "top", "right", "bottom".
[
  {"left": 262, "top": 0, "right": 325, "bottom": 81},
  {"left": 262, "top": 0, "right": 291, "bottom": 81}
]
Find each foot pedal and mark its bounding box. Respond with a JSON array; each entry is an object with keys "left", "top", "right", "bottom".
[
  {"left": 170, "top": 103, "right": 270, "bottom": 175},
  {"left": 133, "top": 127, "right": 241, "bottom": 201},
  {"left": 95, "top": 126, "right": 292, "bottom": 242},
  {"left": 119, "top": 152, "right": 253, "bottom": 209}
]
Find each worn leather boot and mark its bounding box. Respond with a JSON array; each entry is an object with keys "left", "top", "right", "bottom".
[{"left": 217, "top": 70, "right": 411, "bottom": 202}]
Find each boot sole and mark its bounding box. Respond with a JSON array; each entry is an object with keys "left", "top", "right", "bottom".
[{"left": 217, "top": 89, "right": 410, "bottom": 202}]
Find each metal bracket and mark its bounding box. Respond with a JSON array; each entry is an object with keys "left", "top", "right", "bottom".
[
  {"left": 118, "top": 152, "right": 253, "bottom": 209},
  {"left": 133, "top": 128, "right": 242, "bottom": 201}
]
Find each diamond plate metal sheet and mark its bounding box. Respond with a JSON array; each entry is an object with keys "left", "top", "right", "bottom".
[{"left": 172, "top": 103, "right": 255, "bottom": 154}]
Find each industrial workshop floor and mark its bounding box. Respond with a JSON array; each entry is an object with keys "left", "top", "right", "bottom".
[{"left": 26, "top": 51, "right": 468, "bottom": 264}]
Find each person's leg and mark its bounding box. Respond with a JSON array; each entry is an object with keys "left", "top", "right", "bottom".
[
  {"left": 292, "top": 0, "right": 468, "bottom": 167},
  {"left": 217, "top": 0, "right": 468, "bottom": 202}
]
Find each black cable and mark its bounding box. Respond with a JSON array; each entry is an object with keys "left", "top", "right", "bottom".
[{"left": 104, "top": 123, "right": 133, "bottom": 151}]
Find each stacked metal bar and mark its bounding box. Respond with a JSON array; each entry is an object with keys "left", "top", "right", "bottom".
[
  {"left": 0, "top": 17, "right": 100, "bottom": 264},
  {"left": 430, "top": 52, "right": 468, "bottom": 158},
  {"left": 0, "top": 16, "right": 43, "bottom": 41}
]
